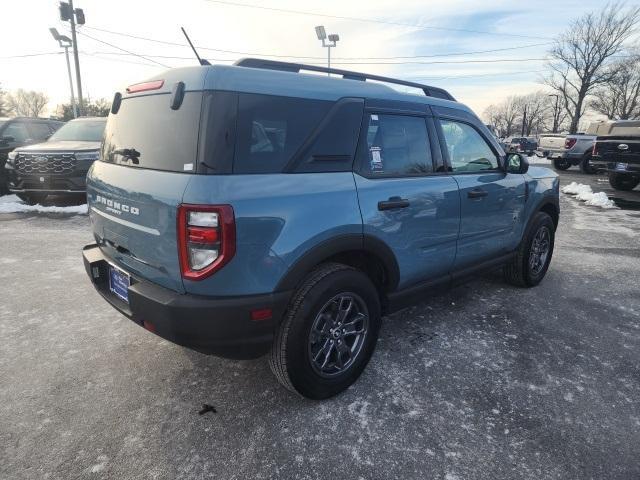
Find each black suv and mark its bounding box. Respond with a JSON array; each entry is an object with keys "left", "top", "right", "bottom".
[
  {"left": 5, "top": 117, "right": 106, "bottom": 204},
  {"left": 0, "top": 117, "right": 64, "bottom": 194}
]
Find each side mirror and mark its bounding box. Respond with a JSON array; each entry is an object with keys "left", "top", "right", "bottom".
[{"left": 506, "top": 153, "right": 529, "bottom": 174}]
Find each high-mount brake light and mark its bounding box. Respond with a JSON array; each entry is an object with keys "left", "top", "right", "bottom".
[
  {"left": 126, "top": 80, "right": 164, "bottom": 94},
  {"left": 177, "top": 205, "right": 235, "bottom": 280}
]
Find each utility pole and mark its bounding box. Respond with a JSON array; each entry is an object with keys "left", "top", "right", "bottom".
[
  {"left": 49, "top": 28, "right": 77, "bottom": 118},
  {"left": 548, "top": 94, "right": 560, "bottom": 133},
  {"left": 521, "top": 104, "right": 528, "bottom": 136},
  {"left": 59, "top": 1, "right": 85, "bottom": 115}
]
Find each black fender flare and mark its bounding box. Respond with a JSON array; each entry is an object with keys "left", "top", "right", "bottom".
[
  {"left": 275, "top": 234, "right": 400, "bottom": 292},
  {"left": 529, "top": 195, "right": 559, "bottom": 233}
]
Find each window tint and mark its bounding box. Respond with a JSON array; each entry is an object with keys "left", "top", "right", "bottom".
[
  {"left": 440, "top": 120, "right": 499, "bottom": 172},
  {"left": 29, "top": 122, "right": 53, "bottom": 141},
  {"left": 101, "top": 92, "right": 201, "bottom": 172},
  {"left": 363, "top": 114, "right": 432, "bottom": 176},
  {"left": 50, "top": 119, "right": 106, "bottom": 142},
  {"left": 234, "top": 94, "right": 331, "bottom": 174},
  {"left": 3, "top": 122, "right": 29, "bottom": 142}
]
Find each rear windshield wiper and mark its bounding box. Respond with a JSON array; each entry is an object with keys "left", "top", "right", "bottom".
[{"left": 112, "top": 148, "right": 141, "bottom": 164}]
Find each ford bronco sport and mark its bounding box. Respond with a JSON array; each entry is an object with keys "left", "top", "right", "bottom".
[{"left": 83, "top": 59, "right": 560, "bottom": 399}]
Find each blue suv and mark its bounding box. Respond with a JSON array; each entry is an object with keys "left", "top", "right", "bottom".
[{"left": 83, "top": 59, "right": 559, "bottom": 399}]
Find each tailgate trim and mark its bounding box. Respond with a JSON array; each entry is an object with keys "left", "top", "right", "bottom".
[{"left": 91, "top": 206, "right": 160, "bottom": 236}]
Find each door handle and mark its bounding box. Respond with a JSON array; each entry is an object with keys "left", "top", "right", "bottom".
[
  {"left": 467, "top": 188, "right": 488, "bottom": 199},
  {"left": 378, "top": 196, "right": 410, "bottom": 211}
]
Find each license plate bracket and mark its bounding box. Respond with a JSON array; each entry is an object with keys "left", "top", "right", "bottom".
[
  {"left": 109, "top": 265, "right": 130, "bottom": 303},
  {"left": 616, "top": 162, "right": 628, "bottom": 171}
]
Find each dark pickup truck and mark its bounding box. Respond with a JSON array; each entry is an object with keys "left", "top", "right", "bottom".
[{"left": 591, "top": 121, "right": 640, "bottom": 191}]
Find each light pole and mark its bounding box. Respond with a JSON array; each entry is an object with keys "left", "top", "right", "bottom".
[
  {"left": 50, "top": 28, "right": 77, "bottom": 118},
  {"left": 548, "top": 94, "right": 560, "bottom": 133},
  {"left": 58, "top": 1, "right": 85, "bottom": 115},
  {"left": 315, "top": 26, "right": 339, "bottom": 74}
]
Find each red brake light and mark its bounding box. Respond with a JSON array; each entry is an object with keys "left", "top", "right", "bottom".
[
  {"left": 126, "top": 80, "right": 164, "bottom": 94},
  {"left": 592, "top": 143, "right": 598, "bottom": 156},
  {"left": 177, "top": 204, "right": 236, "bottom": 280},
  {"left": 565, "top": 138, "right": 577, "bottom": 149}
]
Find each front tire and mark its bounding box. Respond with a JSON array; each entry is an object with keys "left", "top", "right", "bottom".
[
  {"left": 269, "top": 263, "right": 381, "bottom": 399},
  {"left": 504, "top": 212, "right": 555, "bottom": 288},
  {"left": 608, "top": 173, "right": 640, "bottom": 191},
  {"left": 553, "top": 158, "right": 571, "bottom": 171}
]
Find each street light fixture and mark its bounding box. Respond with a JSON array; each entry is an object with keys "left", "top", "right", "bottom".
[
  {"left": 50, "top": 27, "right": 78, "bottom": 118},
  {"left": 315, "top": 25, "right": 339, "bottom": 74}
]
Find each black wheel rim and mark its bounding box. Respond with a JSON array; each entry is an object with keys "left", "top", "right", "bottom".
[
  {"left": 308, "top": 292, "right": 369, "bottom": 378},
  {"left": 529, "top": 226, "right": 551, "bottom": 276}
]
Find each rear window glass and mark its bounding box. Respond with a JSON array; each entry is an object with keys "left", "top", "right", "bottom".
[
  {"left": 101, "top": 92, "right": 201, "bottom": 172},
  {"left": 234, "top": 93, "right": 332, "bottom": 174}
]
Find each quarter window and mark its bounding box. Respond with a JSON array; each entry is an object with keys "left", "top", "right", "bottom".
[
  {"left": 440, "top": 120, "right": 499, "bottom": 172},
  {"left": 363, "top": 114, "right": 433, "bottom": 176}
]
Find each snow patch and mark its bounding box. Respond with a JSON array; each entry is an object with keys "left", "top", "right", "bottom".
[
  {"left": 0, "top": 194, "right": 87, "bottom": 214},
  {"left": 561, "top": 182, "right": 617, "bottom": 209}
]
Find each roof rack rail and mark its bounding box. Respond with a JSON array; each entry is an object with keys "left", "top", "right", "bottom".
[{"left": 234, "top": 58, "right": 456, "bottom": 102}]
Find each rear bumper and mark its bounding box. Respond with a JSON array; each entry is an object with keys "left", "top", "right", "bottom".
[
  {"left": 591, "top": 158, "right": 640, "bottom": 175},
  {"left": 547, "top": 150, "right": 583, "bottom": 164},
  {"left": 82, "top": 243, "right": 291, "bottom": 359}
]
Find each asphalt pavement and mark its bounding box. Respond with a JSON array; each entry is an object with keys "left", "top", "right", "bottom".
[{"left": 1, "top": 168, "right": 639, "bottom": 480}]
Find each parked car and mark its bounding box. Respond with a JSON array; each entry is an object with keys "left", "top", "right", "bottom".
[
  {"left": 504, "top": 137, "right": 538, "bottom": 155},
  {"left": 82, "top": 59, "right": 559, "bottom": 399},
  {"left": 535, "top": 133, "right": 565, "bottom": 158},
  {"left": 4, "top": 117, "right": 106, "bottom": 204},
  {"left": 546, "top": 122, "right": 614, "bottom": 173},
  {"left": 0, "top": 117, "right": 64, "bottom": 194},
  {"left": 591, "top": 120, "right": 640, "bottom": 191}
]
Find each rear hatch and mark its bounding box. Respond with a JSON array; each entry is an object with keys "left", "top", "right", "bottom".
[
  {"left": 87, "top": 72, "right": 205, "bottom": 293},
  {"left": 595, "top": 136, "right": 640, "bottom": 164}
]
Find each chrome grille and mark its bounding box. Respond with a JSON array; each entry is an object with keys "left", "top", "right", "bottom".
[{"left": 14, "top": 153, "right": 77, "bottom": 174}]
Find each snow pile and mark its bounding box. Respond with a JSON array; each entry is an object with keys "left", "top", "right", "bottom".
[
  {"left": 561, "top": 182, "right": 617, "bottom": 209},
  {"left": 0, "top": 194, "right": 88, "bottom": 214}
]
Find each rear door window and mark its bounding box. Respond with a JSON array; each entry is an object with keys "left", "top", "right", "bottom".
[
  {"left": 101, "top": 92, "right": 202, "bottom": 172},
  {"left": 234, "top": 94, "right": 332, "bottom": 174},
  {"left": 361, "top": 114, "right": 433, "bottom": 176}
]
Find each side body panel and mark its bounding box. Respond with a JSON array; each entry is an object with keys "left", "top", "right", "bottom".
[{"left": 181, "top": 172, "right": 363, "bottom": 296}]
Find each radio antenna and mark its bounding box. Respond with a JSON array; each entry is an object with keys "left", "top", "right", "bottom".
[{"left": 181, "top": 27, "right": 210, "bottom": 66}]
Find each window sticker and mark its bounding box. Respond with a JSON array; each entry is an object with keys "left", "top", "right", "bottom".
[
  {"left": 371, "top": 114, "right": 378, "bottom": 121},
  {"left": 183, "top": 163, "right": 194, "bottom": 171},
  {"left": 370, "top": 146, "right": 383, "bottom": 172}
]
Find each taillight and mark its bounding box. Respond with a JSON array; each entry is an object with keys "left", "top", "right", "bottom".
[
  {"left": 565, "top": 138, "right": 577, "bottom": 149},
  {"left": 592, "top": 143, "right": 598, "bottom": 156},
  {"left": 177, "top": 204, "right": 235, "bottom": 280}
]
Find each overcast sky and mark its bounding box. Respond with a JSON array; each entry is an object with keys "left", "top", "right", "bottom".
[{"left": 1, "top": 0, "right": 635, "bottom": 117}]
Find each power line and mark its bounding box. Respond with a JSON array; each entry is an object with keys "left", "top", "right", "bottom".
[
  {"left": 80, "top": 51, "right": 166, "bottom": 68},
  {"left": 81, "top": 25, "right": 552, "bottom": 60},
  {"left": 74, "top": 29, "right": 170, "bottom": 68},
  {"left": 203, "top": 0, "right": 554, "bottom": 40},
  {"left": 1, "top": 51, "right": 63, "bottom": 58}
]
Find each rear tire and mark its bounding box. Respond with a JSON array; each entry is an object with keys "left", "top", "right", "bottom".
[
  {"left": 269, "top": 263, "right": 381, "bottom": 399},
  {"left": 553, "top": 158, "right": 571, "bottom": 170},
  {"left": 16, "top": 193, "right": 47, "bottom": 205},
  {"left": 504, "top": 212, "right": 555, "bottom": 288},
  {"left": 608, "top": 173, "right": 640, "bottom": 191},
  {"left": 579, "top": 153, "right": 596, "bottom": 174}
]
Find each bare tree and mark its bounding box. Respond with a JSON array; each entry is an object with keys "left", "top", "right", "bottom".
[
  {"left": 591, "top": 53, "right": 640, "bottom": 119},
  {"left": 545, "top": 2, "right": 640, "bottom": 133},
  {"left": 0, "top": 84, "right": 6, "bottom": 117},
  {"left": 484, "top": 92, "right": 563, "bottom": 136},
  {"left": 484, "top": 95, "right": 520, "bottom": 137},
  {"left": 5, "top": 89, "right": 49, "bottom": 117}
]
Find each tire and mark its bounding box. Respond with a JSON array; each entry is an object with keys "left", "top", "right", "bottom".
[
  {"left": 269, "top": 263, "right": 381, "bottom": 399},
  {"left": 553, "top": 158, "right": 571, "bottom": 171},
  {"left": 16, "top": 193, "right": 48, "bottom": 205},
  {"left": 504, "top": 212, "right": 555, "bottom": 288},
  {"left": 579, "top": 153, "right": 596, "bottom": 174},
  {"left": 608, "top": 173, "right": 640, "bottom": 191}
]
